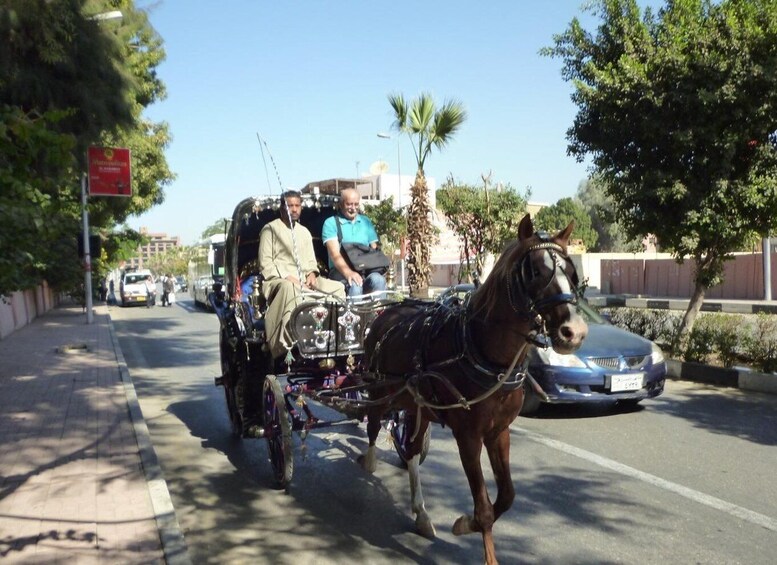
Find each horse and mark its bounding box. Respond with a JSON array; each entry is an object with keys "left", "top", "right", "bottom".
[{"left": 360, "top": 214, "right": 588, "bottom": 565}]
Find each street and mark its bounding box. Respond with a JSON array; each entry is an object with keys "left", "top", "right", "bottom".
[{"left": 111, "top": 297, "right": 777, "bottom": 565}]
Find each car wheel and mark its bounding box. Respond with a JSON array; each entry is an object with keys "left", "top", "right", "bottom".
[{"left": 520, "top": 380, "right": 542, "bottom": 416}]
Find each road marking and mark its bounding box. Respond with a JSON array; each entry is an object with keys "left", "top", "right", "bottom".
[{"left": 514, "top": 426, "right": 777, "bottom": 532}]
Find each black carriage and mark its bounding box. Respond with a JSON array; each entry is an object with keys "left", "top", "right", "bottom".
[{"left": 210, "top": 194, "right": 428, "bottom": 488}]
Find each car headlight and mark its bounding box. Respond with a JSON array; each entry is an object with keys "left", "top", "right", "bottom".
[
  {"left": 650, "top": 342, "right": 664, "bottom": 364},
  {"left": 535, "top": 347, "right": 588, "bottom": 368}
]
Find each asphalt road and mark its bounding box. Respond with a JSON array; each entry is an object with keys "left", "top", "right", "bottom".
[{"left": 111, "top": 297, "right": 777, "bottom": 565}]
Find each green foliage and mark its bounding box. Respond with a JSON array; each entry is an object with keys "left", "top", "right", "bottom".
[
  {"left": 545, "top": 0, "right": 777, "bottom": 334},
  {"left": 436, "top": 178, "right": 528, "bottom": 281},
  {"left": 534, "top": 197, "right": 597, "bottom": 250},
  {"left": 576, "top": 176, "right": 643, "bottom": 252},
  {"left": 363, "top": 196, "right": 406, "bottom": 248},
  {"left": 146, "top": 245, "right": 196, "bottom": 277},
  {"left": 0, "top": 0, "right": 174, "bottom": 296},
  {"left": 605, "top": 307, "right": 777, "bottom": 372},
  {"left": 742, "top": 313, "right": 777, "bottom": 373},
  {"left": 201, "top": 218, "right": 231, "bottom": 240},
  {"left": 0, "top": 106, "right": 78, "bottom": 295}
]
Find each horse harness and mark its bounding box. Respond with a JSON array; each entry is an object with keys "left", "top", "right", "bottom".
[{"left": 368, "top": 237, "right": 580, "bottom": 413}]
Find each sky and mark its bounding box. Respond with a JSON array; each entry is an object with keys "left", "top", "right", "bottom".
[{"left": 128, "top": 0, "right": 613, "bottom": 245}]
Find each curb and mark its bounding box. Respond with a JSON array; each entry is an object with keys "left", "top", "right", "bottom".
[
  {"left": 665, "top": 359, "right": 777, "bottom": 394},
  {"left": 106, "top": 313, "right": 192, "bottom": 565},
  {"left": 587, "top": 295, "right": 777, "bottom": 315}
]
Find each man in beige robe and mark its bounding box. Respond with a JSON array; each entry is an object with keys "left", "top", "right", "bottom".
[{"left": 259, "top": 190, "right": 345, "bottom": 358}]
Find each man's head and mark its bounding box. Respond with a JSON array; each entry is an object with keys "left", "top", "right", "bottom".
[
  {"left": 339, "top": 188, "right": 361, "bottom": 221},
  {"left": 280, "top": 190, "right": 302, "bottom": 225}
]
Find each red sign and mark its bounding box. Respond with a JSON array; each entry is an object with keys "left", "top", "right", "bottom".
[{"left": 88, "top": 146, "right": 132, "bottom": 196}]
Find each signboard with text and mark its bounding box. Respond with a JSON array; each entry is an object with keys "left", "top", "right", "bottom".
[{"left": 87, "top": 146, "right": 132, "bottom": 196}]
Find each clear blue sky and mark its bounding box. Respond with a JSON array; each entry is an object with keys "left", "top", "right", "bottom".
[{"left": 129, "top": 1, "right": 622, "bottom": 244}]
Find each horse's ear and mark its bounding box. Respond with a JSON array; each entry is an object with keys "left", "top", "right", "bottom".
[
  {"left": 556, "top": 220, "right": 575, "bottom": 243},
  {"left": 518, "top": 214, "right": 533, "bottom": 240}
]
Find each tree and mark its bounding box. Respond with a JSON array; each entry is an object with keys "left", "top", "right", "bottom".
[
  {"left": 201, "top": 218, "right": 231, "bottom": 241},
  {"left": 436, "top": 177, "right": 528, "bottom": 283},
  {"left": 544, "top": 0, "right": 777, "bottom": 341},
  {"left": 535, "top": 197, "right": 597, "bottom": 251},
  {"left": 0, "top": 0, "right": 174, "bottom": 295},
  {"left": 388, "top": 92, "right": 466, "bottom": 297},
  {"left": 576, "top": 176, "right": 642, "bottom": 252},
  {"left": 362, "top": 196, "right": 406, "bottom": 249}
]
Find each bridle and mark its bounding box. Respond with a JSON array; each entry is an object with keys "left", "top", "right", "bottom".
[{"left": 508, "top": 234, "right": 579, "bottom": 320}]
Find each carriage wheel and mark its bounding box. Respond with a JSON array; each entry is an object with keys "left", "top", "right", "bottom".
[
  {"left": 263, "top": 375, "right": 293, "bottom": 488},
  {"left": 390, "top": 410, "right": 431, "bottom": 467},
  {"left": 219, "top": 330, "right": 242, "bottom": 437}
]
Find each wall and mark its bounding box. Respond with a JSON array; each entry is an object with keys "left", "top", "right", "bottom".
[
  {"left": 430, "top": 250, "right": 777, "bottom": 301},
  {"left": 0, "top": 282, "right": 60, "bottom": 340}
]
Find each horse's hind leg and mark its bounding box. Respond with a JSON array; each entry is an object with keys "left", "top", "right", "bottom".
[
  {"left": 485, "top": 427, "right": 516, "bottom": 522},
  {"left": 451, "top": 433, "right": 499, "bottom": 565},
  {"left": 358, "top": 408, "right": 382, "bottom": 474},
  {"left": 407, "top": 419, "right": 436, "bottom": 539}
]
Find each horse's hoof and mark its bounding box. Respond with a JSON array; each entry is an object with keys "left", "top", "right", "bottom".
[
  {"left": 452, "top": 514, "right": 475, "bottom": 536},
  {"left": 416, "top": 515, "right": 437, "bottom": 540}
]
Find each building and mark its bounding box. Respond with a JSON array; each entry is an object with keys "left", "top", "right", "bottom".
[{"left": 126, "top": 228, "right": 181, "bottom": 270}]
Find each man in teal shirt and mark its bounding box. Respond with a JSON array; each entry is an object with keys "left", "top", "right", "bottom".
[{"left": 322, "top": 188, "right": 387, "bottom": 297}]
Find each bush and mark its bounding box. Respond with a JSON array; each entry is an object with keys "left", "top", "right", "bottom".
[
  {"left": 742, "top": 313, "right": 777, "bottom": 374},
  {"left": 601, "top": 307, "right": 776, "bottom": 372}
]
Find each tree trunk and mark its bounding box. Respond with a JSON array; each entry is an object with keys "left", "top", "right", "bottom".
[
  {"left": 672, "top": 278, "right": 707, "bottom": 356},
  {"left": 406, "top": 171, "right": 433, "bottom": 298}
]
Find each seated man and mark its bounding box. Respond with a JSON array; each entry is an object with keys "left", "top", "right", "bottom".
[
  {"left": 322, "top": 188, "right": 388, "bottom": 297},
  {"left": 259, "top": 190, "right": 345, "bottom": 359}
]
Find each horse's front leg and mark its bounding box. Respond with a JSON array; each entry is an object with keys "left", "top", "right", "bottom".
[
  {"left": 358, "top": 408, "right": 382, "bottom": 473},
  {"left": 485, "top": 427, "right": 515, "bottom": 523},
  {"left": 407, "top": 419, "right": 436, "bottom": 539},
  {"left": 451, "top": 432, "right": 498, "bottom": 565}
]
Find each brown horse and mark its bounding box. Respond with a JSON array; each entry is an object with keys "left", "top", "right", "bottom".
[{"left": 360, "top": 214, "right": 588, "bottom": 565}]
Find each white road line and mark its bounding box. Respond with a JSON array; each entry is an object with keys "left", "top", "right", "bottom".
[{"left": 514, "top": 426, "right": 777, "bottom": 532}]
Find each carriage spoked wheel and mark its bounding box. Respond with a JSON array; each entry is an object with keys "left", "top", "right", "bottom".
[
  {"left": 263, "top": 375, "right": 293, "bottom": 488},
  {"left": 219, "top": 331, "right": 243, "bottom": 438},
  {"left": 389, "top": 410, "right": 431, "bottom": 467}
]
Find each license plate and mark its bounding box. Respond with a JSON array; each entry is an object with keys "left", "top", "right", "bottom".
[{"left": 610, "top": 373, "right": 644, "bottom": 392}]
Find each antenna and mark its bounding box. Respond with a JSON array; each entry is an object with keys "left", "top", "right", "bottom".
[{"left": 256, "top": 133, "right": 284, "bottom": 194}]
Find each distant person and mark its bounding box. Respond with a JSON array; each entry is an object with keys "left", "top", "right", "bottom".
[
  {"left": 144, "top": 275, "right": 154, "bottom": 308},
  {"left": 259, "top": 190, "right": 345, "bottom": 359},
  {"left": 321, "top": 188, "right": 387, "bottom": 297},
  {"left": 162, "top": 273, "right": 175, "bottom": 306}
]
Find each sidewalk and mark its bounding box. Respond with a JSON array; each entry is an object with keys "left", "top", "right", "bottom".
[{"left": 0, "top": 303, "right": 188, "bottom": 564}]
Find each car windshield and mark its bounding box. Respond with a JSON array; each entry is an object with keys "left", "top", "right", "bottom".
[{"left": 125, "top": 274, "right": 147, "bottom": 285}]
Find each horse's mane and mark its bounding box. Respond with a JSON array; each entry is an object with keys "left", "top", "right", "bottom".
[{"left": 469, "top": 237, "right": 528, "bottom": 321}]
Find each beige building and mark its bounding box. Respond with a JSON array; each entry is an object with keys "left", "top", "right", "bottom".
[{"left": 126, "top": 228, "right": 180, "bottom": 270}]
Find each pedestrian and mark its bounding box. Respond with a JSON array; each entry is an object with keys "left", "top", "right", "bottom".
[
  {"left": 144, "top": 275, "right": 155, "bottom": 308},
  {"left": 162, "top": 273, "right": 175, "bottom": 306}
]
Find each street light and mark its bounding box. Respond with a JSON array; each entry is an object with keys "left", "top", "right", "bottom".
[
  {"left": 377, "top": 132, "right": 406, "bottom": 290},
  {"left": 82, "top": 10, "right": 123, "bottom": 324}
]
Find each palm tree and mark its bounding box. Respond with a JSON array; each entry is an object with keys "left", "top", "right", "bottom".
[{"left": 388, "top": 92, "right": 466, "bottom": 297}]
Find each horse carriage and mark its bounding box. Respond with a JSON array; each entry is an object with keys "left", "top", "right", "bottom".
[{"left": 210, "top": 192, "right": 588, "bottom": 565}]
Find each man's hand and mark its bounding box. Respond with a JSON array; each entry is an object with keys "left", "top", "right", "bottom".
[
  {"left": 305, "top": 272, "right": 318, "bottom": 288},
  {"left": 346, "top": 270, "right": 363, "bottom": 287}
]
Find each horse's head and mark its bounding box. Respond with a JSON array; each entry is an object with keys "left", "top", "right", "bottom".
[{"left": 503, "top": 214, "right": 588, "bottom": 354}]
